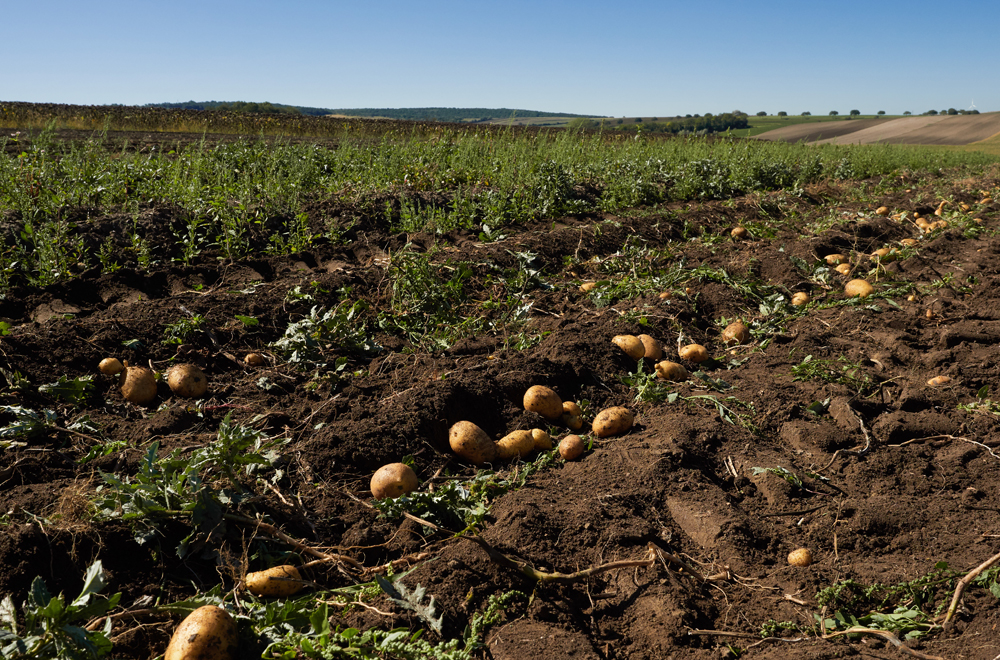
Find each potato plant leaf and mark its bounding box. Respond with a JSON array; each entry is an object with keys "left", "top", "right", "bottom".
[{"left": 376, "top": 576, "right": 444, "bottom": 636}]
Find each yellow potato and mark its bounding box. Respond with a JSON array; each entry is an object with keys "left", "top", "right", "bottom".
[
  {"left": 655, "top": 361, "right": 688, "bottom": 382},
  {"left": 927, "top": 376, "right": 951, "bottom": 386},
  {"left": 844, "top": 279, "right": 874, "bottom": 298},
  {"left": 164, "top": 605, "right": 238, "bottom": 660},
  {"left": 98, "top": 357, "right": 123, "bottom": 375},
  {"left": 824, "top": 253, "right": 847, "bottom": 265},
  {"left": 731, "top": 226, "right": 748, "bottom": 239},
  {"left": 871, "top": 248, "right": 896, "bottom": 262},
  {"left": 562, "top": 414, "right": 584, "bottom": 431},
  {"left": 592, "top": 406, "right": 634, "bottom": 438},
  {"left": 579, "top": 281, "right": 597, "bottom": 293},
  {"left": 523, "top": 385, "right": 563, "bottom": 420},
  {"left": 721, "top": 321, "right": 749, "bottom": 346},
  {"left": 531, "top": 428, "right": 552, "bottom": 451},
  {"left": 119, "top": 365, "right": 157, "bottom": 405},
  {"left": 900, "top": 238, "right": 918, "bottom": 247},
  {"left": 497, "top": 430, "right": 536, "bottom": 460},
  {"left": 245, "top": 565, "right": 304, "bottom": 598},
  {"left": 875, "top": 206, "right": 890, "bottom": 216},
  {"left": 167, "top": 364, "right": 208, "bottom": 398},
  {"left": 791, "top": 292, "right": 810, "bottom": 306},
  {"left": 449, "top": 421, "right": 497, "bottom": 465},
  {"left": 612, "top": 335, "right": 645, "bottom": 361},
  {"left": 559, "top": 434, "right": 585, "bottom": 461},
  {"left": 370, "top": 463, "right": 418, "bottom": 499},
  {"left": 562, "top": 401, "right": 582, "bottom": 417},
  {"left": 835, "top": 263, "right": 852, "bottom": 275},
  {"left": 678, "top": 344, "right": 708, "bottom": 363},
  {"left": 637, "top": 334, "right": 663, "bottom": 360},
  {"left": 244, "top": 352, "right": 266, "bottom": 367},
  {"left": 787, "top": 548, "right": 813, "bottom": 567}
]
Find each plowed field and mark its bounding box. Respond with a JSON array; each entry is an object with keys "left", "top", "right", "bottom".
[{"left": 2, "top": 127, "right": 1000, "bottom": 660}]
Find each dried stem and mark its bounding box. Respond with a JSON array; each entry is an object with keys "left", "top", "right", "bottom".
[{"left": 940, "top": 549, "right": 1000, "bottom": 628}]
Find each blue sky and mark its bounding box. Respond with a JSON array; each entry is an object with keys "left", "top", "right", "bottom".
[{"left": 3, "top": 0, "right": 996, "bottom": 117}]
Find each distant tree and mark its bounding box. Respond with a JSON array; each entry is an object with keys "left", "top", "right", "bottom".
[
  {"left": 634, "top": 117, "right": 643, "bottom": 123},
  {"left": 704, "top": 113, "right": 713, "bottom": 118},
  {"left": 829, "top": 110, "right": 839, "bottom": 116},
  {"left": 616, "top": 118, "right": 623, "bottom": 124},
  {"left": 849, "top": 109, "right": 861, "bottom": 117},
  {"left": 877, "top": 110, "right": 885, "bottom": 116},
  {"left": 756, "top": 111, "right": 767, "bottom": 117},
  {"left": 651, "top": 117, "right": 658, "bottom": 121},
  {"left": 777, "top": 111, "right": 787, "bottom": 117},
  {"left": 926, "top": 110, "right": 938, "bottom": 115},
  {"left": 801, "top": 111, "right": 811, "bottom": 116},
  {"left": 947, "top": 108, "right": 958, "bottom": 115},
  {"left": 904, "top": 111, "right": 911, "bottom": 115},
  {"left": 685, "top": 114, "right": 692, "bottom": 118},
  {"left": 972, "top": 109, "right": 980, "bottom": 114},
  {"left": 693, "top": 114, "right": 701, "bottom": 118}
]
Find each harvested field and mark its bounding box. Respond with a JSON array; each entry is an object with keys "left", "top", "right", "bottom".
[
  {"left": 2, "top": 117, "right": 1000, "bottom": 660},
  {"left": 757, "top": 112, "right": 1000, "bottom": 146}
]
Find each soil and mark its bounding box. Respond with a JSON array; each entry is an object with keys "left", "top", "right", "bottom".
[
  {"left": 756, "top": 112, "right": 1000, "bottom": 145},
  {"left": 2, "top": 130, "right": 1000, "bottom": 660}
]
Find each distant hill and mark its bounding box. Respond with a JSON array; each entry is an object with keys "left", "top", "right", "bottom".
[{"left": 145, "top": 102, "right": 599, "bottom": 123}]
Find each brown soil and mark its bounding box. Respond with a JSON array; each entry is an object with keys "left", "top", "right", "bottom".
[
  {"left": 757, "top": 112, "right": 1000, "bottom": 146},
  {"left": 2, "top": 132, "right": 1000, "bottom": 660}
]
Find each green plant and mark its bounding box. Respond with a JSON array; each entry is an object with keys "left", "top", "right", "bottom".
[
  {"left": 162, "top": 313, "right": 205, "bottom": 345},
  {"left": 270, "top": 301, "right": 379, "bottom": 371},
  {"left": 0, "top": 560, "right": 120, "bottom": 659},
  {"left": 791, "top": 354, "right": 875, "bottom": 395}
]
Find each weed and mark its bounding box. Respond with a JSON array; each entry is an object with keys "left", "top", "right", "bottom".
[
  {"left": 791, "top": 354, "right": 875, "bottom": 395},
  {"left": 162, "top": 313, "right": 205, "bottom": 345},
  {"left": 0, "top": 560, "right": 120, "bottom": 659},
  {"left": 271, "top": 301, "right": 379, "bottom": 372}
]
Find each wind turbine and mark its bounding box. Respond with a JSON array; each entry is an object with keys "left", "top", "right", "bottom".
[{"left": 968, "top": 99, "right": 977, "bottom": 112}]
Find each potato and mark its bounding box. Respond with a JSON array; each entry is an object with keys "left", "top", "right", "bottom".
[
  {"left": 612, "top": 335, "right": 645, "bottom": 361},
  {"left": 900, "top": 238, "right": 918, "bottom": 247},
  {"left": 875, "top": 206, "right": 890, "bottom": 216},
  {"left": 592, "top": 406, "right": 634, "bottom": 438},
  {"left": 655, "top": 361, "right": 688, "bottom": 382},
  {"left": 791, "top": 292, "right": 810, "bottom": 306},
  {"left": 721, "top": 321, "right": 749, "bottom": 346},
  {"left": 562, "top": 401, "right": 582, "bottom": 417},
  {"left": 164, "top": 605, "right": 238, "bottom": 660},
  {"left": 370, "top": 463, "right": 418, "bottom": 499},
  {"left": 678, "top": 344, "right": 708, "bottom": 363},
  {"left": 579, "top": 281, "right": 597, "bottom": 293},
  {"left": 787, "top": 548, "right": 813, "bottom": 567},
  {"left": 835, "top": 263, "right": 852, "bottom": 275},
  {"left": 497, "top": 430, "right": 536, "bottom": 460},
  {"left": 244, "top": 352, "right": 266, "bottom": 367},
  {"left": 559, "top": 434, "right": 585, "bottom": 461},
  {"left": 960, "top": 202, "right": 971, "bottom": 212},
  {"left": 825, "top": 253, "right": 847, "bottom": 265},
  {"left": 927, "top": 375, "right": 951, "bottom": 386},
  {"left": 871, "top": 247, "right": 896, "bottom": 262},
  {"left": 449, "top": 421, "right": 497, "bottom": 465},
  {"left": 523, "top": 385, "right": 563, "bottom": 421},
  {"left": 532, "top": 428, "right": 552, "bottom": 451},
  {"left": 563, "top": 414, "right": 584, "bottom": 431},
  {"left": 637, "top": 334, "right": 663, "bottom": 360},
  {"left": 731, "top": 226, "right": 748, "bottom": 239},
  {"left": 844, "top": 279, "right": 874, "bottom": 298},
  {"left": 245, "top": 565, "right": 304, "bottom": 598},
  {"left": 915, "top": 217, "right": 931, "bottom": 230},
  {"left": 167, "top": 364, "right": 208, "bottom": 398},
  {"left": 98, "top": 357, "right": 124, "bottom": 376},
  {"left": 119, "top": 365, "right": 157, "bottom": 405}
]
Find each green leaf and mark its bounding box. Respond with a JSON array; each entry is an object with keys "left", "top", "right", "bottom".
[{"left": 72, "top": 561, "right": 106, "bottom": 608}]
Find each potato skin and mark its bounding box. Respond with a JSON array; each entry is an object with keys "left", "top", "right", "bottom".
[
  {"left": 787, "top": 548, "right": 813, "bottom": 567},
  {"left": 98, "top": 357, "right": 124, "bottom": 375},
  {"left": 245, "top": 565, "right": 304, "bottom": 597},
  {"left": 655, "top": 361, "right": 688, "bottom": 382},
  {"left": 497, "top": 430, "right": 536, "bottom": 460},
  {"left": 791, "top": 292, "right": 810, "bottom": 306},
  {"left": 678, "top": 344, "right": 708, "bottom": 363},
  {"left": 612, "top": 335, "right": 645, "bottom": 361},
  {"left": 559, "top": 434, "right": 585, "bottom": 460},
  {"left": 531, "top": 428, "right": 552, "bottom": 451},
  {"left": 523, "top": 386, "right": 563, "bottom": 421},
  {"left": 721, "top": 321, "right": 749, "bottom": 346},
  {"left": 119, "top": 365, "right": 157, "bottom": 405},
  {"left": 370, "top": 463, "right": 418, "bottom": 499},
  {"left": 449, "top": 421, "right": 497, "bottom": 465},
  {"left": 167, "top": 364, "right": 208, "bottom": 398},
  {"left": 164, "top": 605, "right": 238, "bottom": 660},
  {"left": 637, "top": 334, "right": 663, "bottom": 360},
  {"left": 592, "top": 406, "right": 634, "bottom": 438},
  {"left": 844, "top": 279, "right": 874, "bottom": 298}
]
